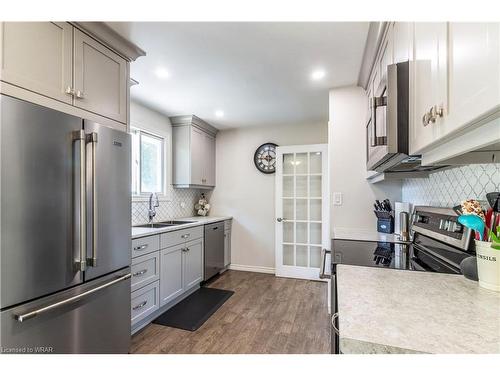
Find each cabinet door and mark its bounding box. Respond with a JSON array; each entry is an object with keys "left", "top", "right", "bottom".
[
  {"left": 410, "top": 23, "right": 448, "bottom": 155},
  {"left": 159, "top": 245, "right": 184, "bottom": 306},
  {"left": 190, "top": 127, "right": 204, "bottom": 185},
  {"left": 443, "top": 23, "right": 500, "bottom": 137},
  {"left": 224, "top": 230, "right": 231, "bottom": 267},
  {"left": 183, "top": 239, "right": 203, "bottom": 290},
  {"left": 379, "top": 24, "right": 393, "bottom": 85},
  {"left": 73, "top": 29, "right": 127, "bottom": 123},
  {"left": 393, "top": 22, "right": 412, "bottom": 63},
  {"left": 0, "top": 22, "right": 73, "bottom": 104},
  {"left": 204, "top": 133, "right": 216, "bottom": 186}
]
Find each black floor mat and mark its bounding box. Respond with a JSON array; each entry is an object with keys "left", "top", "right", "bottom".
[{"left": 153, "top": 287, "right": 234, "bottom": 331}]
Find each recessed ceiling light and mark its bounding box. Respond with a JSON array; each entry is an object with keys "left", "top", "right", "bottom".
[
  {"left": 215, "top": 110, "right": 224, "bottom": 118},
  {"left": 155, "top": 67, "right": 170, "bottom": 79},
  {"left": 311, "top": 69, "right": 326, "bottom": 81}
]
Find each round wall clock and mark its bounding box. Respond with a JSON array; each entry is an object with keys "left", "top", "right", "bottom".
[{"left": 254, "top": 143, "right": 278, "bottom": 174}]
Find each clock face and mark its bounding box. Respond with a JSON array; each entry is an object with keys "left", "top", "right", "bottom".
[{"left": 254, "top": 143, "right": 278, "bottom": 174}]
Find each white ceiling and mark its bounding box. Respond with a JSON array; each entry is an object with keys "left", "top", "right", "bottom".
[{"left": 107, "top": 22, "right": 369, "bottom": 129}]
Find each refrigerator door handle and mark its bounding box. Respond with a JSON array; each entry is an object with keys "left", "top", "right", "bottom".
[
  {"left": 73, "top": 130, "right": 87, "bottom": 272},
  {"left": 13, "top": 273, "right": 131, "bottom": 322},
  {"left": 87, "top": 132, "right": 98, "bottom": 267}
]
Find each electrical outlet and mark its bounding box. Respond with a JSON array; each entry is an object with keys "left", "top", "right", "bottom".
[{"left": 332, "top": 192, "right": 342, "bottom": 206}]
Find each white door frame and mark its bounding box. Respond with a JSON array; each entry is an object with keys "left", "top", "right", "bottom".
[{"left": 275, "top": 144, "right": 329, "bottom": 280}]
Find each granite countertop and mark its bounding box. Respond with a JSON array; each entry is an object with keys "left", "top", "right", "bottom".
[
  {"left": 131, "top": 216, "right": 232, "bottom": 239},
  {"left": 333, "top": 228, "right": 409, "bottom": 244},
  {"left": 336, "top": 265, "right": 500, "bottom": 354}
]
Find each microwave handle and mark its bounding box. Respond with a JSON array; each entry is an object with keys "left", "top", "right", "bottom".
[{"left": 369, "top": 95, "right": 387, "bottom": 147}]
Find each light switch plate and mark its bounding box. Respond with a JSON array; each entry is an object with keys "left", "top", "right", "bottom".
[{"left": 332, "top": 192, "right": 342, "bottom": 206}]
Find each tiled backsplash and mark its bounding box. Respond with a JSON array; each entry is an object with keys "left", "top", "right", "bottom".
[
  {"left": 131, "top": 188, "right": 202, "bottom": 225},
  {"left": 402, "top": 163, "right": 500, "bottom": 207}
]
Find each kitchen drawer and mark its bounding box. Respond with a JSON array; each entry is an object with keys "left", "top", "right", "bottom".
[
  {"left": 131, "top": 280, "right": 159, "bottom": 326},
  {"left": 224, "top": 219, "right": 232, "bottom": 231},
  {"left": 131, "top": 251, "right": 160, "bottom": 292},
  {"left": 160, "top": 225, "right": 203, "bottom": 249},
  {"left": 132, "top": 235, "right": 159, "bottom": 258}
]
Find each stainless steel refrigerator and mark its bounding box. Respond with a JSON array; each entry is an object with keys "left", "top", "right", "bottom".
[{"left": 0, "top": 95, "right": 132, "bottom": 354}]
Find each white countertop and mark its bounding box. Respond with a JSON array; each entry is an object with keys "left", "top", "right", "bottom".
[
  {"left": 131, "top": 216, "right": 232, "bottom": 239},
  {"left": 333, "top": 228, "right": 408, "bottom": 243},
  {"left": 337, "top": 265, "right": 500, "bottom": 354}
]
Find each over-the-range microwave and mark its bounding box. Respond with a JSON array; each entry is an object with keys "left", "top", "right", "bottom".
[{"left": 366, "top": 61, "right": 444, "bottom": 173}]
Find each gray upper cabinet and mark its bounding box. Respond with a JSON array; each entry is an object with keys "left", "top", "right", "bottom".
[
  {"left": 0, "top": 22, "right": 73, "bottom": 104},
  {"left": 171, "top": 115, "right": 218, "bottom": 189},
  {"left": 73, "top": 29, "right": 128, "bottom": 124}
]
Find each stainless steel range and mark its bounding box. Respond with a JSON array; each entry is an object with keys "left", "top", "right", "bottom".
[
  {"left": 0, "top": 95, "right": 132, "bottom": 353},
  {"left": 324, "top": 206, "right": 474, "bottom": 354}
]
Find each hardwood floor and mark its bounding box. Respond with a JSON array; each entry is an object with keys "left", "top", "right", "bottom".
[{"left": 130, "top": 270, "right": 331, "bottom": 354}]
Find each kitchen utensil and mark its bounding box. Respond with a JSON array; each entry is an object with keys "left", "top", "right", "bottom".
[
  {"left": 384, "top": 199, "right": 393, "bottom": 212},
  {"left": 452, "top": 205, "right": 462, "bottom": 216},
  {"left": 486, "top": 192, "right": 500, "bottom": 242},
  {"left": 458, "top": 215, "right": 485, "bottom": 241}
]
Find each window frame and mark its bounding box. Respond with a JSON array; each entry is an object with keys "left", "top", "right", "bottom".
[{"left": 131, "top": 126, "right": 170, "bottom": 201}]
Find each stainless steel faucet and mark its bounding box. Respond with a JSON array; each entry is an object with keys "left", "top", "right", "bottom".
[{"left": 148, "top": 193, "right": 160, "bottom": 223}]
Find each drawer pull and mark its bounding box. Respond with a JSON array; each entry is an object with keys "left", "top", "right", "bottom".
[
  {"left": 133, "top": 269, "right": 148, "bottom": 277},
  {"left": 134, "top": 244, "right": 149, "bottom": 251},
  {"left": 181, "top": 234, "right": 190, "bottom": 239},
  {"left": 132, "top": 300, "right": 148, "bottom": 311},
  {"left": 181, "top": 247, "right": 190, "bottom": 252},
  {"left": 213, "top": 227, "right": 218, "bottom": 230}
]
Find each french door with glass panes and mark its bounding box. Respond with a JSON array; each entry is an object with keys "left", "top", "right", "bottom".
[{"left": 275, "top": 144, "right": 329, "bottom": 280}]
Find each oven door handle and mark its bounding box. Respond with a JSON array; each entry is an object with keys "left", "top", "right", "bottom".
[{"left": 319, "top": 249, "right": 331, "bottom": 279}]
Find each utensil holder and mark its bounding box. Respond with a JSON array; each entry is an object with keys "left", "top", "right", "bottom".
[{"left": 474, "top": 240, "right": 500, "bottom": 292}]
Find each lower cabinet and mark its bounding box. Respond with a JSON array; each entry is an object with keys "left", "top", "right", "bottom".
[
  {"left": 159, "top": 244, "right": 184, "bottom": 306},
  {"left": 160, "top": 238, "right": 203, "bottom": 307},
  {"left": 131, "top": 280, "right": 160, "bottom": 327}
]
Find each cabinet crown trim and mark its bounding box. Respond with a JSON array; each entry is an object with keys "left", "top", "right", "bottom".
[
  {"left": 170, "top": 115, "right": 218, "bottom": 136},
  {"left": 72, "top": 22, "right": 146, "bottom": 62}
]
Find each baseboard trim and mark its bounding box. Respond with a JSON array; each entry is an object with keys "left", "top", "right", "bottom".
[{"left": 228, "top": 264, "right": 275, "bottom": 275}]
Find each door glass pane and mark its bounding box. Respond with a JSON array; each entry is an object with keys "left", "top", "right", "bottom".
[
  {"left": 296, "top": 176, "right": 308, "bottom": 197},
  {"left": 296, "top": 222, "right": 307, "bottom": 244},
  {"left": 295, "top": 153, "right": 308, "bottom": 174},
  {"left": 283, "top": 153, "right": 294, "bottom": 174},
  {"left": 310, "top": 199, "right": 322, "bottom": 221},
  {"left": 283, "top": 245, "right": 294, "bottom": 266},
  {"left": 296, "top": 245, "right": 308, "bottom": 267},
  {"left": 283, "top": 222, "right": 294, "bottom": 243},
  {"left": 296, "top": 199, "right": 307, "bottom": 220},
  {"left": 310, "top": 176, "right": 321, "bottom": 197},
  {"left": 310, "top": 152, "right": 322, "bottom": 174},
  {"left": 283, "top": 176, "right": 294, "bottom": 197},
  {"left": 310, "top": 246, "right": 322, "bottom": 268},
  {"left": 310, "top": 223, "right": 322, "bottom": 245},
  {"left": 283, "top": 199, "right": 294, "bottom": 220}
]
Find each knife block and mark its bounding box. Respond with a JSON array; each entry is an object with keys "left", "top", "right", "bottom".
[{"left": 377, "top": 217, "right": 394, "bottom": 234}]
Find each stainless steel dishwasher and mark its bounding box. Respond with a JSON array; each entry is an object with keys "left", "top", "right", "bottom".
[{"left": 203, "top": 222, "right": 225, "bottom": 281}]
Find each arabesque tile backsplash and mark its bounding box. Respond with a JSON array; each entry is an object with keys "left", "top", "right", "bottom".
[
  {"left": 402, "top": 163, "right": 500, "bottom": 207},
  {"left": 131, "top": 188, "right": 203, "bottom": 225}
]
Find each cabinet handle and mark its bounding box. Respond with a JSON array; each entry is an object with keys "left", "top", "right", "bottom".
[
  {"left": 181, "top": 234, "right": 190, "bottom": 239},
  {"left": 331, "top": 312, "right": 339, "bottom": 335},
  {"left": 132, "top": 300, "right": 148, "bottom": 311},
  {"left": 75, "top": 90, "right": 85, "bottom": 99},
  {"left": 429, "top": 105, "right": 444, "bottom": 123},
  {"left": 65, "top": 86, "right": 75, "bottom": 96},
  {"left": 422, "top": 111, "right": 431, "bottom": 126},
  {"left": 132, "top": 269, "right": 147, "bottom": 277},
  {"left": 134, "top": 244, "right": 148, "bottom": 251},
  {"left": 181, "top": 247, "right": 189, "bottom": 252}
]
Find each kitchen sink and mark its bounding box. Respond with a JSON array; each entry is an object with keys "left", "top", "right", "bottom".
[
  {"left": 133, "top": 223, "right": 175, "bottom": 229},
  {"left": 133, "top": 220, "right": 195, "bottom": 229}
]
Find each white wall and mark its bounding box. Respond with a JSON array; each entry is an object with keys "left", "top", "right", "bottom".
[
  {"left": 210, "top": 122, "right": 328, "bottom": 271},
  {"left": 328, "top": 86, "right": 401, "bottom": 235}
]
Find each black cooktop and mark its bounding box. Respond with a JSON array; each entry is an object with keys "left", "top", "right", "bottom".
[{"left": 331, "top": 236, "right": 472, "bottom": 275}]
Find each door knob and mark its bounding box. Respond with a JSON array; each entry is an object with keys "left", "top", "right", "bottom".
[{"left": 276, "top": 217, "right": 288, "bottom": 222}]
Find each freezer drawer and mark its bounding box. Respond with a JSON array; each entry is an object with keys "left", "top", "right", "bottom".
[{"left": 0, "top": 269, "right": 131, "bottom": 354}]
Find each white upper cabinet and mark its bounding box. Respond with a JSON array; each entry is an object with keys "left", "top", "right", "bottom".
[
  {"left": 442, "top": 23, "right": 500, "bottom": 137},
  {"left": 73, "top": 29, "right": 128, "bottom": 123},
  {"left": 172, "top": 115, "right": 218, "bottom": 189},
  {"left": 0, "top": 22, "right": 73, "bottom": 104},
  {"left": 410, "top": 22, "right": 448, "bottom": 155},
  {"left": 393, "top": 22, "right": 412, "bottom": 64}
]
